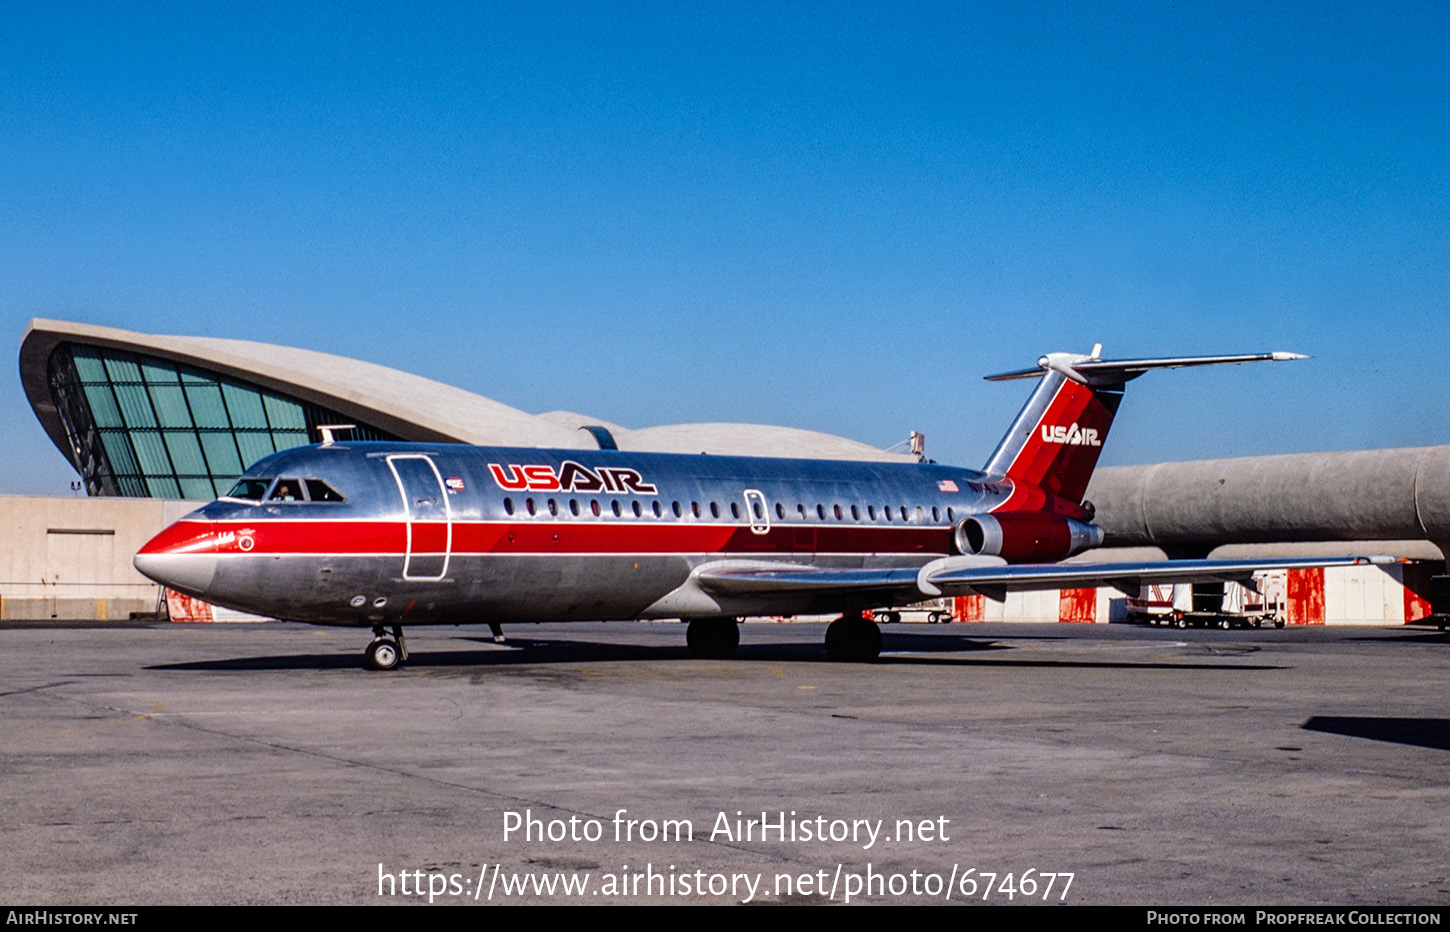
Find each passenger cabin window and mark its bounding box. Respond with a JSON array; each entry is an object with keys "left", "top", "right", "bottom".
[{"left": 226, "top": 478, "right": 272, "bottom": 501}]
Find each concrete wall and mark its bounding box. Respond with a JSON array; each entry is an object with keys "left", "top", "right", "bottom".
[
  {"left": 0, "top": 495, "right": 197, "bottom": 620},
  {"left": 948, "top": 561, "right": 1434, "bottom": 625}
]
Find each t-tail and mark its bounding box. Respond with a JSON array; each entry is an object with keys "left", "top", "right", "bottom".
[{"left": 982, "top": 346, "right": 1307, "bottom": 504}]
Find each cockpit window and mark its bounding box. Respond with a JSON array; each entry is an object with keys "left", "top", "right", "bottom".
[
  {"left": 225, "top": 478, "right": 273, "bottom": 501},
  {"left": 224, "top": 476, "right": 343, "bottom": 505},
  {"left": 305, "top": 479, "right": 345, "bottom": 502},
  {"left": 269, "top": 479, "right": 304, "bottom": 502}
]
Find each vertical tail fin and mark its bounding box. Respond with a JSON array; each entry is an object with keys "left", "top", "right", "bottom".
[
  {"left": 983, "top": 352, "right": 1122, "bottom": 503},
  {"left": 982, "top": 348, "right": 1306, "bottom": 504}
]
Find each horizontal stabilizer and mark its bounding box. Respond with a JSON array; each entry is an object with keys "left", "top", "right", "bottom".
[
  {"left": 985, "top": 350, "right": 1307, "bottom": 385},
  {"left": 981, "top": 345, "right": 1307, "bottom": 503}
]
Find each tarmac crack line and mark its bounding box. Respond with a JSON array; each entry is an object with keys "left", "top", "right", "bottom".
[{"left": 0, "top": 680, "right": 76, "bottom": 698}]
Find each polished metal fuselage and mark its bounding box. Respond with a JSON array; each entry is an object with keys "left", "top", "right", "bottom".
[{"left": 136, "top": 442, "right": 1026, "bottom": 627}]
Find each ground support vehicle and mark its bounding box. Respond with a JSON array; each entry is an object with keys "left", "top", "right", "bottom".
[
  {"left": 1128, "top": 576, "right": 1286, "bottom": 629},
  {"left": 872, "top": 598, "right": 954, "bottom": 624}
]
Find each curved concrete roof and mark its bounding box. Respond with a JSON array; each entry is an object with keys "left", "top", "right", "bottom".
[
  {"left": 621, "top": 422, "right": 904, "bottom": 460},
  {"left": 21, "top": 319, "right": 914, "bottom": 473}
]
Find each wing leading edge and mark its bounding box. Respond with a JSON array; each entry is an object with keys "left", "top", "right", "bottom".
[{"left": 695, "top": 555, "right": 1397, "bottom": 607}]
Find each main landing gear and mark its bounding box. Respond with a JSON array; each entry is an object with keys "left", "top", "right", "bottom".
[
  {"left": 364, "top": 624, "right": 409, "bottom": 671},
  {"left": 686, "top": 618, "right": 740, "bottom": 659},
  {"left": 825, "top": 614, "right": 882, "bottom": 662},
  {"left": 684, "top": 615, "right": 882, "bottom": 662}
]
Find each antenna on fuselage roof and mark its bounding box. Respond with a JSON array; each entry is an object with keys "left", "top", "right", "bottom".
[{"left": 317, "top": 424, "right": 355, "bottom": 446}]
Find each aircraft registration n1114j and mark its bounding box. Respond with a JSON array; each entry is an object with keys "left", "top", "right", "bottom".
[{"left": 134, "top": 347, "right": 1390, "bottom": 670}]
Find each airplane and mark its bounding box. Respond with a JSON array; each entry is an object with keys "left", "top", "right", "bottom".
[{"left": 133, "top": 346, "right": 1391, "bottom": 670}]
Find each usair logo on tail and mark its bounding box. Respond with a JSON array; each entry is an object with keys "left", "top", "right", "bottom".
[{"left": 1040, "top": 423, "right": 1101, "bottom": 446}]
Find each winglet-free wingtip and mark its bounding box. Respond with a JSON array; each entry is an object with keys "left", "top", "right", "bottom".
[{"left": 1272, "top": 351, "right": 1309, "bottom": 361}]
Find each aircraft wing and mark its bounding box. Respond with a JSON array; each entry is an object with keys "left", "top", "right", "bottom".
[{"left": 695, "top": 554, "right": 1397, "bottom": 605}]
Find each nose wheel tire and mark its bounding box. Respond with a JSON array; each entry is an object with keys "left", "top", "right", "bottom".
[
  {"left": 365, "top": 637, "right": 402, "bottom": 671},
  {"left": 825, "top": 616, "right": 882, "bottom": 662}
]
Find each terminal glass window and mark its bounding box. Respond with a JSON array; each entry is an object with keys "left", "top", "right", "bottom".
[{"left": 47, "top": 343, "right": 401, "bottom": 498}]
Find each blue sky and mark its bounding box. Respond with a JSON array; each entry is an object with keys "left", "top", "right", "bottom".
[{"left": 2, "top": 2, "right": 1446, "bottom": 494}]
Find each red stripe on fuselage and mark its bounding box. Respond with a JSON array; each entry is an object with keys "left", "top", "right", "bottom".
[{"left": 140, "top": 518, "right": 954, "bottom": 556}]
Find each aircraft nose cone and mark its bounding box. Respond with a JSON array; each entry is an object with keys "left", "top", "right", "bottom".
[
  {"left": 134, "top": 520, "right": 220, "bottom": 597},
  {"left": 134, "top": 551, "right": 218, "bottom": 595}
]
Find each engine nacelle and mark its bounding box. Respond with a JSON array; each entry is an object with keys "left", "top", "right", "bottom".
[{"left": 953, "top": 512, "right": 1105, "bottom": 563}]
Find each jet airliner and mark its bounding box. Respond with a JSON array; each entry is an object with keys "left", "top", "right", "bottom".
[{"left": 134, "top": 347, "right": 1390, "bottom": 670}]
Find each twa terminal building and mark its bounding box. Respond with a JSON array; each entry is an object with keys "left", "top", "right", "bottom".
[{"left": 10, "top": 318, "right": 1449, "bottom": 625}]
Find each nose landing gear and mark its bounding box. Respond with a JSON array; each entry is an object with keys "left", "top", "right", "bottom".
[{"left": 364, "top": 624, "right": 409, "bottom": 671}]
